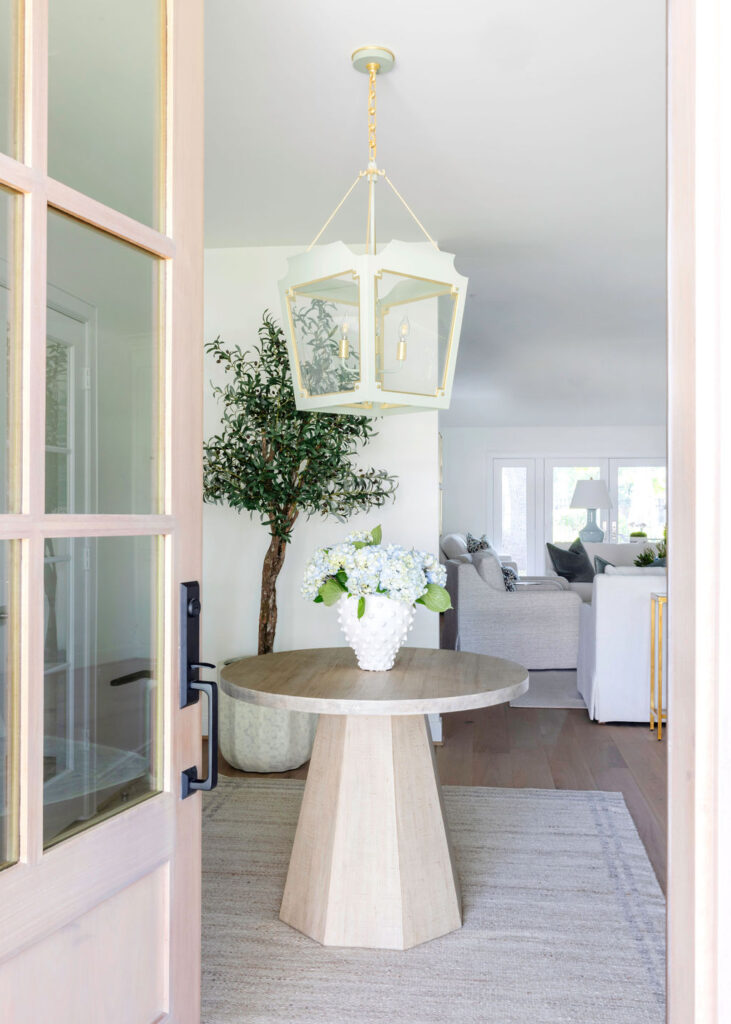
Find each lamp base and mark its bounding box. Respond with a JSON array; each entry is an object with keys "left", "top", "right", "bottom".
[{"left": 578, "top": 508, "right": 604, "bottom": 544}]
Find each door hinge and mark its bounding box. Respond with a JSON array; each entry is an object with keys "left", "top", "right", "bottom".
[
  {"left": 81, "top": 366, "right": 91, "bottom": 390},
  {"left": 82, "top": 546, "right": 91, "bottom": 572}
]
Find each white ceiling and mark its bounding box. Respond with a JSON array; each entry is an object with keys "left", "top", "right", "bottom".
[{"left": 205, "top": 0, "right": 666, "bottom": 427}]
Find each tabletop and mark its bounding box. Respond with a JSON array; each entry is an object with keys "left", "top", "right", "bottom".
[{"left": 219, "top": 647, "right": 529, "bottom": 716}]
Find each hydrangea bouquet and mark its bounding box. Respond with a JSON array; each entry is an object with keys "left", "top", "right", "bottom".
[
  {"left": 302, "top": 526, "right": 451, "bottom": 671},
  {"left": 302, "top": 525, "right": 452, "bottom": 618}
]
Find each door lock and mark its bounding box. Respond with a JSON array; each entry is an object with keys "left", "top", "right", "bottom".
[{"left": 180, "top": 581, "right": 219, "bottom": 798}]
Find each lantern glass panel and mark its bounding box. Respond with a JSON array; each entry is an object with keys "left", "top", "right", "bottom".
[
  {"left": 375, "top": 271, "right": 457, "bottom": 397},
  {"left": 286, "top": 272, "right": 360, "bottom": 397}
]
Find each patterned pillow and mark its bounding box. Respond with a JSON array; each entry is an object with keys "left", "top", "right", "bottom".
[
  {"left": 502, "top": 565, "right": 518, "bottom": 592},
  {"left": 466, "top": 532, "right": 491, "bottom": 554}
]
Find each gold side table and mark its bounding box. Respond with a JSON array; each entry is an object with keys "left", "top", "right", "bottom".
[{"left": 650, "top": 592, "right": 667, "bottom": 739}]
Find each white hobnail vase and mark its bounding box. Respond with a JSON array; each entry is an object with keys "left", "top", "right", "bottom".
[{"left": 337, "top": 593, "right": 415, "bottom": 671}]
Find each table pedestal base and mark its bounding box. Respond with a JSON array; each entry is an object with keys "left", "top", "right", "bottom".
[{"left": 280, "top": 714, "right": 462, "bottom": 950}]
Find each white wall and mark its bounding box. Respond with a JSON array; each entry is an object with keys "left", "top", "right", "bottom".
[
  {"left": 440, "top": 424, "right": 667, "bottom": 540},
  {"left": 202, "top": 246, "right": 440, "bottom": 668}
]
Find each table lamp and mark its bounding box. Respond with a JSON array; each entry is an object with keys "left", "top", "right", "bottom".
[{"left": 570, "top": 478, "right": 612, "bottom": 543}]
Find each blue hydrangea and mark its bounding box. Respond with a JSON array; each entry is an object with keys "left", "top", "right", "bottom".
[{"left": 301, "top": 529, "right": 447, "bottom": 606}]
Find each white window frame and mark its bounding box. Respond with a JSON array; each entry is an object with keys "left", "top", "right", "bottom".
[
  {"left": 608, "top": 457, "right": 668, "bottom": 543},
  {"left": 492, "top": 458, "right": 541, "bottom": 575},
  {"left": 542, "top": 457, "right": 609, "bottom": 550}
]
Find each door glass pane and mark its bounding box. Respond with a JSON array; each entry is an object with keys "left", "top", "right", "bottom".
[
  {"left": 617, "top": 465, "right": 667, "bottom": 543},
  {"left": 552, "top": 466, "right": 601, "bottom": 542},
  {"left": 43, "top": 535, "right": 161, "bottom": 848},
  {"left": 1, "top": 540, "right": 18, "bottom": 869},
  {"left": 47, "top": 210, "right": 161, "bottom": 514},
  {"left": 1, "top": 185, "right": 20, "bottom": 513},
  {"left": 501, "top": 467, "right": 528, "bottom": 575},
  {"left": 48, "top": 0, "right": 164, "bottom": 227},
  {"left": 0, "top": 0, "right": 22, "bottom": 158}
]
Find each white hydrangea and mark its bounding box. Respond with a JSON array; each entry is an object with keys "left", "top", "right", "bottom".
[{"left": 301, "top": 530, "right": 447, "bottom": 607}]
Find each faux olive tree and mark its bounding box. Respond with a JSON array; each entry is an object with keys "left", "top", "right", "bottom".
[{"left": 203, "top": 310, "right": 397, "bottom": 655}]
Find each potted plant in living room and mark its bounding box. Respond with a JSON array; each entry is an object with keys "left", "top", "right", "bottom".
[{"left": 203, "top": 311, "right": 397, "bottom": 771}]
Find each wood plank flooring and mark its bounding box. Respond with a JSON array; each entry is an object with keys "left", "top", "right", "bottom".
[{"left": 215, "top": 705, "right": 667, "bottom": 892}]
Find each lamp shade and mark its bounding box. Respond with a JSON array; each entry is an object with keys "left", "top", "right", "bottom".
[{"left": 570, "top": 479, "right": 612, "bottom": 510}]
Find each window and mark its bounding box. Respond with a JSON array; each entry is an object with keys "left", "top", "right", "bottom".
[
  {"left": 547, "top": 462, "right": 605, "bottom": 543},
  {"left": 493, "top": 459, "right": 536, "bottom": 575},
  {"left": 613, "top": 463, "right": 667, "bottom": 542}
]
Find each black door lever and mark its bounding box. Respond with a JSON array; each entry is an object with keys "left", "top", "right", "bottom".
[{"left": 180, "top": 581, "right": 219, "bottom": 798}]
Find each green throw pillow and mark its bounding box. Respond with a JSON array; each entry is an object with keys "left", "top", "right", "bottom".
[{"left": 594, "top": 555, "right": 614, "bottom": 574}]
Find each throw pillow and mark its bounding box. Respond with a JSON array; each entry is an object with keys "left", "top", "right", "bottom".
[
  {"left": 466, "top": 532, "right": 491, "bottom": 554},
  {"left": 546, "top": 538, "right": 595, "bottom": 583},
  {"left": 502, "top": 565, "right": 518, "bottom": 592},
  {"left": 594, "top": 555, "right": 615, "bottom": 574}
]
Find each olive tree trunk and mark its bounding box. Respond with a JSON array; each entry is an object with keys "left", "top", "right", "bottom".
[{"left": 258, "top": 533, "right": 288, "bottom": 655}]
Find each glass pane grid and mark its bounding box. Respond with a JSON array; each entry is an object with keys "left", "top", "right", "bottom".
[
  {"left": 1, "top": 539, "right": 19, "bottom": 870},
  {"left": 617, "top": 465, "right": 667, "bottom": 543},
  {"left": 501, "top": 467, "right": 528, "bottom": 575},
  {"left": 47, "top": 209, "right": 162, "bottom": 515},
  {"left": 48, "top": 0, "right": 164, "bottom": 228},
  {"left": 552, "top": 466, "right": 601, "bottom": 542},
  {"left": 0, "top": 0, "right": 23, "bottom": 160},
  {"left": 1, "top": 183, "right": 22, "bottom": 514},
  {"left": 43, "top": 534, "right": 162, "bottom": 849}
]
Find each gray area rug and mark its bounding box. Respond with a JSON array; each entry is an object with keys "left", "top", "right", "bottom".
[
  {"left": 510, "top": 670, "right": 587, "bottom": 709},
  {"left": 202, "top": 778, "right": 664, "bottom": 1024}
]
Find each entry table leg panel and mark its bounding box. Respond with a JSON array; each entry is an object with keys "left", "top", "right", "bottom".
[{"left": 280, "top": 714, "right": 462, "bottom": 950}]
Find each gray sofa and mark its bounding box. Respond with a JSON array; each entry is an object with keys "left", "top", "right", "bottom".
[{"left": 443, "top": 549, "right": 582, "bottom": 670}]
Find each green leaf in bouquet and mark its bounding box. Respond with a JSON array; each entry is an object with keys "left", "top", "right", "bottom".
[
  {"left": 357, "top": 596, "right": 366, "bottom": 619},
  {"left": 370, "top": 524, "right": 382, "bottom": 545},
  {"left": 319, "top": 577, "right": 347, "bottom": 606},
  {"left": 416, "top": 583, "right": 452, "bottom": 613}
]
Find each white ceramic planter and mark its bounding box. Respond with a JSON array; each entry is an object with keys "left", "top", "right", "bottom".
[
  {"left": 337, "top": 593, "right": 415, "bottom": 671},
  {"left": 218, "top": 660, "right": 318, "bottom": 773}
]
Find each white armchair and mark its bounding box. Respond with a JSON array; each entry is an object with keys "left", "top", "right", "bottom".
[{"left": 577, "top": 568, "right": 667, "bottom": 722}]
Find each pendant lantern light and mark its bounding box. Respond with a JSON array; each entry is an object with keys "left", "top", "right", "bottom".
[{"left": 279, "top": 46, "right": 468, "bottom": 416}]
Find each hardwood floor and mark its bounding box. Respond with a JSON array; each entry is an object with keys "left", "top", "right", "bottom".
[{"left": 215, "top": 705, "right": 667, "bottom": 892}]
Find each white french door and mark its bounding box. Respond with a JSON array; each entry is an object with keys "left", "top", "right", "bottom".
[{"left": 0, "top": 2, "right": 204, "bottom": 1022}]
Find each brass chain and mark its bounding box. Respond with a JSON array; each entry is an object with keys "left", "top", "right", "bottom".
[{"left": 367, "top": 62, "right": 378, "bottom": 165}]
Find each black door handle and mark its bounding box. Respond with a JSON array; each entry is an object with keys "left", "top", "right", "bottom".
[
  {"left": 181, "top": 678, "right": 219, "bottom": 798},
  {"left": 180, "top": 581, "right": 219, "bottom": 798}
]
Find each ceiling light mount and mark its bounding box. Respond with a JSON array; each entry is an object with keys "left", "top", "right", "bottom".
[{"left": 351, "top": 46, "right": 396, "bottom": 75}]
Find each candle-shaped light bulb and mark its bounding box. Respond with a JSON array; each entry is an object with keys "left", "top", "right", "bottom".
[
  {"left": 338, "top": 319, "right": 349, "bottom": 361},
  {"left": 397, "top": 315, "right": 410, "bottom": 361}
]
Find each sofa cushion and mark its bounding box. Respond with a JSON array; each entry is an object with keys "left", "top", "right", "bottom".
[
  {"left": 466, "top": 532, "right": 491, "bottom": 554},
  {"left": 441, "top": 534, "right": 471, "bottom": 561},
  {"left": 472, "top": 549, "right": 506, "bottom": 591},
  {"left": 546, "top": 539, "right": 595, "bottom": 583}
]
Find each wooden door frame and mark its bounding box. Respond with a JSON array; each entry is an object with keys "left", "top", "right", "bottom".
[{"left": 667, "top": 0, "right": 730, "bottom": 1020}]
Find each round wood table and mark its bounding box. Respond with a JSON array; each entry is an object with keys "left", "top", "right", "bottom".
[{"left": 220, "top": 647, "right": 528, "bottom": 950}]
